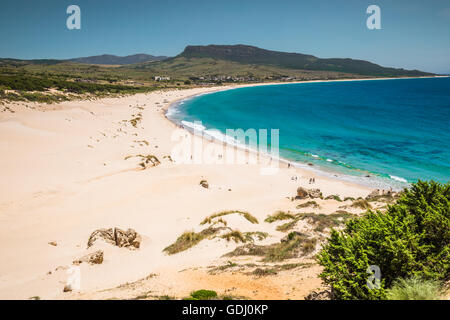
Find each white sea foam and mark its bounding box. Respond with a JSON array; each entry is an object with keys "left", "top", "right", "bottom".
[
  {"left": 165, "top": 107, "right": 179, "bottom": 117},
  {"left": 181, "top": 120, "right": 206, "bottom": 132},
  {"left": 389, "top": 175, "right": 408, "bottom": 183}
]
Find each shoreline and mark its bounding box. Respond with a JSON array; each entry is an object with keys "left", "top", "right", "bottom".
[{"left": 162, "top": 76, "right": 440, "bottom": 191}]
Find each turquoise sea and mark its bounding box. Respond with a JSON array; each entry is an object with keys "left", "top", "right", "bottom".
[{"left": 167, "top": 78, "right": 450, "bottom": 189}]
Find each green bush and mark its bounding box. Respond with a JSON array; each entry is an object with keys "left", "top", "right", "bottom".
[
  {"left": 190, "top": 290, "right": 218, "bottom": 300},
  {"left": 318, "top": 180, "right": 449, "bottom": 300},
  {"left": 386, "top": 277, "right": 442, "bottom": 300}
]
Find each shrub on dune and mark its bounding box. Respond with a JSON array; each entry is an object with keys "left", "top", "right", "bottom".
[{"left": 317, "top": 180, "right": 449, "bottom": 300}]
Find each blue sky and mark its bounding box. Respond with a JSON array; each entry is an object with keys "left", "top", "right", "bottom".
[{"left": 1, "top": 0, "right": 449, "bottom": 73}]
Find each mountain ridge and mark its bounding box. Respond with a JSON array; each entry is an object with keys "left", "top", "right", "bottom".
[
  {"left": 177, "top": 44, "right": 433, "bottom": 77},
  {"left": 67, "top": 53, "right": 169, "bottom": 65}
]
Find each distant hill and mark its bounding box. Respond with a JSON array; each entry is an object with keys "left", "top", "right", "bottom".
[
  {"left": 177, "top": 44, "right": 433, "bottom": 77},
  {"left": 0, "top": 54, "right": 169, "bottom": 67},
  {"left": 0, "top": 58, "right": 63, "bottom": 66},
  {"left": 67, "top": 54, "right": 169, "bottom": 65}
]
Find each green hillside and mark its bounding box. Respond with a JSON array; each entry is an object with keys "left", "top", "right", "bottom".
[
  {"left": 0, "top": 44, "right": 436, "bottom": 103},
  {"left": 176, "top": 45, "right": 433, "bottom": 77},
  {"left": 127, "top": 56, "right": 360, "bottom": 81}
]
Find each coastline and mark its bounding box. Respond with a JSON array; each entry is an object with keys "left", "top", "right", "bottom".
[
  {"left": 0, "top": 76, "right": 441, "bottom": 300},
  {"left": 163, "top": 76, "right": 447, "bottom": 191}
]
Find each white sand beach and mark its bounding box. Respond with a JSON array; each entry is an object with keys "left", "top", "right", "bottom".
[{"left": 0, "top": 84, "right": 378, "bottom": 300}]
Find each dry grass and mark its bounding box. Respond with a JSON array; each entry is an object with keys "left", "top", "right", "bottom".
[
  {"left": 297, "top": 211, "right": 355, "bottom": 232},
  {"left": 201, "top": 210, "right": 258, "bottom": 225},
  {"left": 208, "top": 261, "right": 238, "bottom": 274},
  {"left": 124, "top": 154, "right": 160, "bottom": 168},
  {"left": 251, "top": 268, "right": 278, "bottom": 276},
  {"left": 163, "top": 227, "right": 224, "bottom": 254},
  {"left": 129, "top": 113, "right": 142, "bottom": 128},
  {"left": 248, "top": 262, "right": 312, "bottom": 276},
  {"left": 351, "top": 199, "right": 372, "bottom": 210},
  {"left": 276, "top": 211, "right": 355, "bottom": 233},
  {"left": 221, "top": 230, "right": 268, "bottom": 243},
  {"left": 276, "top": 219, "right": 299, "bottom": 232},
  {"left": 244, "top": 231, "right": 268, "bottom": 241},
  {"left": 296, "top": 201, "right": 320, "bottom": 209},
  {"left": 263, "top": 232, "right": 315, "bottom": 261},
  {"left": 366, "top": 194, "right": 397, "bottom": 203},
  {"left": 225, "top": 232, "right": 317, "bottom": 262},
  {"left": 134, "top": 140, "right": 149, "bottom": 146},
  {"left": 265, "top": 211, "right": 295, "bottom": 223},
  {"left": 221, "top": 230, "right": 247, "bottom": 243},
  {"left": 324, "top": 194, "right": 343, "bottom": 202}
]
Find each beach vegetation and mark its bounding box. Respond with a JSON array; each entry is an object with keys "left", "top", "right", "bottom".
[
  {"left": 351, "top": 199, "right": 372, "bottom": 210},
  {"left": 125, "top": 154, "right": 160, "bottom": 168},
  {"left": 386, "top": 277, "right": 442, "bottom": 300},
  {"left": 163, "top": 227, "right": 224, "bottom": 254},
  {"left": 134, "top": 140, "right": 149, "bottom": 146},
  {"left": 189, "top": 290, "right": 218, "bottom": 300},
  {"left": 318, "top": 180, "right": 449, "bottom": 300},
  {"left": 325, "top": 194, "right": 343, "bottom": 202},
  {"left": 296, "top": 201, "right": 320, "bottom": 209},
  {"left": 210, "top": 218, "right": 227, "bottom": 227},
  {"left": 208, "top": 261, "right": 238, "bottom": 274},
  {"left": 251, "top": 268, "right": 278, "bottom": 276},
  {"left": 0, "top": 72, "right": 160, "bottom": 103},
  {"left": 224, "top": 231, "right": 317, "bottom": 261},
  {"left": 158, "top": 295, "right": 175, "bottom": 300},
  {"left": 263, "top": 232, "right": 316, "bottom": 261},
  {"left": 129, "top": 114, "right": 142, "bottom": 128},
  {"left": 221, "top": 230, "right": 246, "bottom": 243},
  {"left": 276, "top": 219, "right": 298, "bottom": 232},
  {"left": 264, "top": 211, "right": 295, "bottom": 223},
  {"left": 199, "top": 180, "right": 209, "bottom": 188},
  {"left": 221, "top": 230, "right": 268, "bottom": 243},
  {"left": 244, "top": 231, "right": 268, "bottom": 241},
  {"left": 201, "top": 210, "right": 258, "bottom": 225},
  {"left": 276, "top": 211, "right": 355, "bottom": 233}
]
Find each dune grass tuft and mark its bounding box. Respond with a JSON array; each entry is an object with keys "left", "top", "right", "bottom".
[
  {"left": 351, "top": 199, "right": 372, "bottom": 210},
  {"left": 386, "top": 277, "right": 442, "bottom": 300},
  {"left": 163, "top": 227, "right": 223, "bottom": 254},
  {"left": 276, "top": 211, "right": 355, "bottom": 233},
  {"left": 244, "top": 231, "right": 268, "bottom": 241},
  {"left": 325, "top": 194, "right": 343, "bottom": 202},
  {"left": 221, "top": 230, "right": 268, "bottom": 243},
  {"left": 221, "top": 230, "right": 247, "bottom": 243},
  {"left": 276, "top": 219, "right": 299, "bottom": 232},
  {"left": 265, "top": 211, "right": 295, "bottom": 223},
  {"left": 225, "top": 231, "right": 317, "bottom": 261},
  {"left": 263, "top": 232, "right": 315, "bottom": 262},
  {"left": 201, "top": 210, "right": 258, "bottom": 225},
  {"left": 296, "top": 201, "right": 320, "bottom": 209}
]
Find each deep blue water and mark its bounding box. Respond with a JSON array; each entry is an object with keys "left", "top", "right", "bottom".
[{"left": 168, "top": 78, "right": 450, "bottom": 189}]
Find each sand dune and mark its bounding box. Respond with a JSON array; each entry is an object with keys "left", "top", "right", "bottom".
[{"left": 0, "top": 86, "right": 373, "bottom": 300}]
